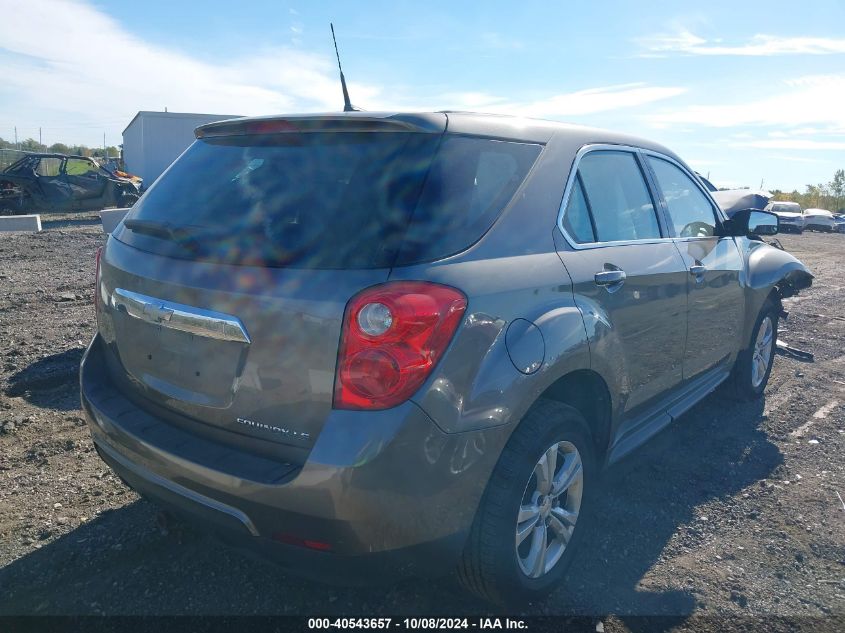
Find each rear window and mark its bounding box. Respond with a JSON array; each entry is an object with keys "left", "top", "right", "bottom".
[{"left": 117, "top": 132, "right": 541, "bottom": 269}]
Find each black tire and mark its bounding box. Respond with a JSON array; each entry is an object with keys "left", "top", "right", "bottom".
[
  {"left": 727, "top": 297, "right": 779, "bottom": 400},
  {"left": 457, "top": 399, "right": 595, "bottom": 605}
]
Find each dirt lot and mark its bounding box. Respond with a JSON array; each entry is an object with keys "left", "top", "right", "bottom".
[{"left": 0, "top": 225, "right": 843, "bottom": 628}]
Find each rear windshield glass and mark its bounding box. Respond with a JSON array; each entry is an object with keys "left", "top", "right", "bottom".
[{"left": 117, "top": 132, "right": 541, "bottom": 269}]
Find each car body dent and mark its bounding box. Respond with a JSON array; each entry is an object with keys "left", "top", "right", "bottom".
[
  {"left": 401, "top": 250, "right": 591, "bottom": 436},
  {"left": 745, "top": 240, "right": 813, "bottom": 292},
  {"left": 741, "top": 241, "right": 813, "bottom": 340}
]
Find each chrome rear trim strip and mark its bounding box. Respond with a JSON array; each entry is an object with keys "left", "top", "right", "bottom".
[{"left": 111, "top": 287, "right": 251, "bottom": 344}]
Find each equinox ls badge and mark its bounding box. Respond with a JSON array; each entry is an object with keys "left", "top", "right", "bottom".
[{"left": 236, "top": 417, "right": 311, "bottom": 440}]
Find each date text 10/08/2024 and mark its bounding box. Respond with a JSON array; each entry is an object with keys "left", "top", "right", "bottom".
[{"left": 307, "top": 618, "right": 528, "bottom": 629}]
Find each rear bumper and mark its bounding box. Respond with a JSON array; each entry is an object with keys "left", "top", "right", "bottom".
[{"left": 81, "top": 335, "right": 495, "bottom": 580}]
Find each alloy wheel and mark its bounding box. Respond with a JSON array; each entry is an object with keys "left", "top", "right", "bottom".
[
  {"left": 515, "top": 441, "right": 583, "bottom": 578},
  {"left": 751, "top": 315, "right": 774, "bottom": 389}
]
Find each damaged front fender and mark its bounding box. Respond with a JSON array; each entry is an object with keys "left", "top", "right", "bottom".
[
  {"left": 747, "top": 241, "right": 814, "bottom": 297},
  {"left": 740, "top": 240, "right": 813, "bottom": 345}
]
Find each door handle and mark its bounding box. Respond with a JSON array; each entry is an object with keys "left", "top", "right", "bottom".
[
  {"left": 594, "top": 269, "right": 627, "bottom": 288},
  {"left": 689, "top": 264, "right": 707, "bottom": 276}
]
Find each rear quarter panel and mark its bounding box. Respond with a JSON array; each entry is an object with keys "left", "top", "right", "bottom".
[{"left": 397, "top": 251, "right": 590, "bottom": 436}]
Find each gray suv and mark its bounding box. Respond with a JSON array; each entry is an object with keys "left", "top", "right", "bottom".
[{"left": 81, "top": 112, "right": 813, "bottom": 604}]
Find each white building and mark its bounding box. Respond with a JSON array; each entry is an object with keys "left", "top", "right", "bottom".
[{"left": 122, "top": 111, "right": 241, "bottom": 187}]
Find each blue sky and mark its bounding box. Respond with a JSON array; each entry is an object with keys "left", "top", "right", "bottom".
[{"left": 1, "top": 0, "right": 844, "bottom": 190}]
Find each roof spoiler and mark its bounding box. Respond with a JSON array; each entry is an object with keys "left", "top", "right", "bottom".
[{"left": 195, "top": 113, "right": 447, "bottom": 138}]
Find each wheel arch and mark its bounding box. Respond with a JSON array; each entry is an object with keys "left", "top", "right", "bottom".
[
  {"left": 535, "top": 369, "right": 613, "bottom": 462},
  {"left": 743, "top": 242, "right": 812, "bottom": 345}
]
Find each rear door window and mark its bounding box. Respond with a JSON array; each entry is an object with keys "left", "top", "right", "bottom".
[
  {"left": 648, "top": 157, "right": 718, "bottom": 238},
  {"left": 565, "top": 150, "right": 661, "bottom": 243},
  {"left": 118, "top": 132, "right": 540, "bottom": 269},
  {"left": 561, "top": 178, "right": 596, "bottom": 243}
]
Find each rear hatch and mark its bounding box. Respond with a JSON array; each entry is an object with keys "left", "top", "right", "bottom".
[{"left": 96, "top": 113, "right": 541, "bottom": 458}]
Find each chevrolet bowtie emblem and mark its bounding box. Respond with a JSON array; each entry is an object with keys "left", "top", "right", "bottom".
[{"left": 144, "top": 302, "right": 174, "bottom": 323}]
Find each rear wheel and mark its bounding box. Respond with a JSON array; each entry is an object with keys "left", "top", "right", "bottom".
[
  {"left": 457, "top": 400, "right": 595, "bottom": 605},
  {"left": 727, "top": 298, "right": 778, "bottom": 400}
]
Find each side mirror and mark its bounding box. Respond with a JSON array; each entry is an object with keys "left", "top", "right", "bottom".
[
  {"left": 723, "top": 209, "right": 779, "bottom": 237},
  {"left": 748, "top": 210, "right": 779, "bottom": 236}
]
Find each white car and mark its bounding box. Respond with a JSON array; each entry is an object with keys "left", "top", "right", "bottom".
[
  {"left": 765, "top": 201, "right": 804, "bottom": 234},
  {"left": 802, "top": 208, "right": 836, "bottom": 232}
]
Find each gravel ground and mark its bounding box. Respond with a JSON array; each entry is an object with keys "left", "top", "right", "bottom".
[{"left": 0, "top": 226, "right": 843, "bottom": 630}]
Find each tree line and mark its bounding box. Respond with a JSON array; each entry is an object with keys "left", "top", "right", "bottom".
[
  {"left": 0, "top": 136, "right": 119, "bottom": 159},
  {"left": 764, "top": 169, "right": 844, "bottom": 212}
]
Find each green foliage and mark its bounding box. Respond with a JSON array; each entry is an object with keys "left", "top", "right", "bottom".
[
  {"left": 23, "top": 138, "right": 42, "bottom": 151},
  {"left": 769, "top": 168, "right": 845, "bottom": 212},
  {"left": 0, "top": 138, "right": 119, "bottom": 158}
]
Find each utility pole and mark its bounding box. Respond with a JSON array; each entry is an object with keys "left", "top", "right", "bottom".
[
  {"left": 14, "top": 126, "right": 18, "bottom": 150},
  {"left": 103, "top": 132, "right": 106, "bottom": 157},
  {"left": 39, "top": 127, "right": 42, "bottom": 151}
]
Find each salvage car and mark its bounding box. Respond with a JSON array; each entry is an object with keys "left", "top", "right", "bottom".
[
  {"left": 694, "top": 173, "right": 772, "bottom": 216},
  {"left": 802, "top": 208, "right": 836, "bottom": 232},
  {"left": 765, "top": 201, "right": 804, "bottom": 234},
  {"left": 0, "top": 153, "right": 140, "bottom": 215},
  {"left": 81, "top": 112, "right": 813, "bottom": 605}
]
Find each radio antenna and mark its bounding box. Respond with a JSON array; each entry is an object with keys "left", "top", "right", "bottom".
[{"left": 331, "top": 23, "right": 358, "bottom": 112}]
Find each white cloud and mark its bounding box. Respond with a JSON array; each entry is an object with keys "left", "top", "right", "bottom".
[
  {"left": 525, "top": 84, "right": 686, "bottom": 118},
  {"left": 0, "top": 0, "right": 371, "bottom": 144},
  {"left": 648, "top": 74, "right": 845, "bottom": 131},
  {"left": 766, "top": 154, "right": 827, "bottom": 163},
  {"left": 429, "top": 84, "right": 686, "bottom": 119},
  {"left": 0, "top": 0, "right": 686, "bottom": 147},
  {"left": 640, "top": 30, "right": 845, "bottom": 56},
  {"left": 733, "top": 139, "right": 845, "bottom": 151}
]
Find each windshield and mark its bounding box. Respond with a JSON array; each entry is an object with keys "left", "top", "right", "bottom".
[
  {"left": 118, "top": 132, "right": 540, "bottom": 269},
  {"left": 770, "top": 203, "right": 801, "bottom": 213}
]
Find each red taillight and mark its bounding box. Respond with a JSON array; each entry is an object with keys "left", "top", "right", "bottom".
[
  {"left": 94, "top": 246, "right": 103, "bottom": 311},
  {"left": 333, "top": 281, "right": 467, "bottom": 410}
]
